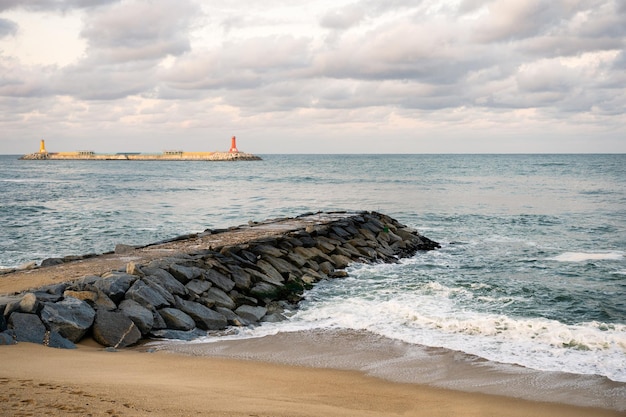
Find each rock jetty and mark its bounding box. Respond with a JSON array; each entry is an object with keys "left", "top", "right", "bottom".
[
  {"left": 0, "top": 211, "right": 439, "bottom": 349},
  {"left": 19, "top": 151, "right": 262, "bottom": 161},
  {"left": 18, "top": 138, "right": 262, "bottom": 161}
]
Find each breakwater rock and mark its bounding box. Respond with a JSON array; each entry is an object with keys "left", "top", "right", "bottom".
[{"left": 0, "top": 212, "right": 439, "bottom": 349}]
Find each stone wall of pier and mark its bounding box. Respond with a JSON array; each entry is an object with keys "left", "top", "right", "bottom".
[{"left": 0, "top": 212, "right": 439, "bottom": 349}]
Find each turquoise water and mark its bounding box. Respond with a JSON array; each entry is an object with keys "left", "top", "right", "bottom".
[{"left": 1, "top": 154, "right": 625, "bottom": 382}]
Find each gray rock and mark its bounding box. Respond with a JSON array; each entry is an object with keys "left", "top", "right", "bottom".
[
  {"left": 186, "top": 279, "right": 211, "bottom": 296},
  {"left": 331, "top": 226, "right": 351, "bottom": 238},
  {"left": 3, "top": 299, "right": 20, "bottom": 317},
  {"left": 251, "top": 244, "right": 285, "bottom": 258},
  {"left": 150, "top": 328, "right": 205, "bottom": 341},
  {"left": 47, "top": 331, "right": 77, "bottom": 349},
  {"left": 175, "top": 296, "right": 227, "bottom": 330},
  {"left": 204, "top": 268, "right": 235, "bottom": 292},
  {"left": 226, "top": 265, "right": 252, "bottom": 290},
  {"left": 150, "top": 306, "right": 167, "bottom": 330},
  {"left": 202, "top": 287, "right": 235, "bottom": 310},
  {"left": 142, "top": 278, "right": 176, "bottom": 305},
  {"left": 357, "top": 246, "right": 379, "bottom": 259},
  {"left": 262, "top": 312, "right": 287, "bottom": 323},
  {"left": 40, "top": 297, "right": 96, "bottom": 343},
  {"left": 9, "top": 313, "right": 45, "bottom": 344},
  {"left": 214, "top": 307, "right": 247, "bottom": 326},
  {"left": 339, "top": 242, "right": 362, "bottom": 258},
  {"left": 70, "top": 275, "right": 99, "bottom": 291},
  {"left": 230, "top": 291, "right": 258, "bottom": 307},
  {"left": 235, "top": 305, "right": 267, "bottom": 323},
  {"left": 125, "top": 279, "right": 171, "bottom": 309},
  {"left": 30, "top": 291, "right": 63, "bottom": 303},
  {"left": 262, "top": 255, "right": 301, "bottom": 276},
  {"left": 38, "top": 282, "right": 69, "bottom": 296},
  {"left": 119, "top": 299, "right": 154, "bottom": 335},
  {"left": 158, "top": 308, "right": 196, "bottom": 331},
  {"left": 294, "top": 246, "right": 333, "bottom": 263},
  {"left": 0, "top": 330, "right": 15, "bottom": 345},
  {"left": 316, "top": 239, "right": 336, "bottom": 254},
  {"left": 256, "top": 260, "right": 284, "bottom": 285},
  {"left": 358, "top": 227, "right": 378, "bottom": 241},
  {"left": 41, "top": 257, "right": 64, "bottom": 267},
  {"left": 93, "top": 272, "right": 137, "bottom": 304},
  {"left": 143, "top": 268, "right": 188, "bottom": 296},
  {"left": 243, "top": 267, "right": 270, "bottom": 283},
  {"left": 249, "top": 282, "right": 282, "bottom": 300},
  {"left": 92, "top": 309, "right": 141, "bottom": 348},
  {"left": 93, "top": 289, "right": 118, "bottom": 311},
  {"left": 286, "top": 252, "right": 308, "bottom": 267},
  {"left": 114, "top": 244, "right": 136, "bottom": 254},
  {"left": 168, "top": 264, "right": 204, "bottom": 284}
]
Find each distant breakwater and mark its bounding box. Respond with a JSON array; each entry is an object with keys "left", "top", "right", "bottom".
[
  {"left": 0, "top": 212, "right": 439, "bottom": 349},
  {"left": 19, "top": 151, "right": 262, "bottom": 161}
]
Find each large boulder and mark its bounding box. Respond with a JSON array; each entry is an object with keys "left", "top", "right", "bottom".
[
  {"left": 204, "top": 269, "right": 235, "bottom": 292},
  {"left": 8, "top": 312, "right": 45, "bottom": 344},
  {"left": 92, "top": 309, "right": 141, "bottom": 348},
  {"left": 0, "top": 331, "right": 15, "bottom": 345},
  {"left": 185, "top": 279, "right": 211, "bottom": 296},
  {"left": 262, "top": 255, "right": 301, "bottom": 276},
  {"left": 125, "top": 279, "right": 171, "bottom": 309},
  {"left": 158, "top": 308, "right": 196, "bottom": 331},
  {"left": 201, "top": 287, "right": 235, "bottom": 310},
  {"left": 168, "top": 264, "right": 204, "bottom": 284},
  {"left": 118, "top": 299, "right": 154, "bottom": 335},
  {"left": 255, "top": 260, "right": 284, "bottom": 285},
  {"left": 234, "top": 305, "right": 267, "bottom": 324},
  {"left": 226, "top": 265, "right": 252, "bottom": 290},
  {"left": 143, "top": 268, "right": 188, "bottom": 296},
  {"left": 249, "top": 282, "right": 282, "bottom": 300},
  {"left": 93, "top": 272, "right": 137, "bottom": 304},
  {"left": 150, "top": 328, "right": 205, "bottom": 341},
  {"left": 46, "top": 331, "right": 77, "bottom": 349},
  {"left": 175, "top": 296, "right": 227, "bottom": 330},
  {"left": 40, "top": 297, "right": 96, "bottom": 343}
]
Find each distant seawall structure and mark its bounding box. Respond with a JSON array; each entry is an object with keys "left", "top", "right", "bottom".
[{"left": 19, "top": 137, "right": 262, "bottom": 161}]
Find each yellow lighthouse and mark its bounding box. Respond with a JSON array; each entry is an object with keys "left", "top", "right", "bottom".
[{"left": 39, "top": 139, "right": 47, "bottom": 154}]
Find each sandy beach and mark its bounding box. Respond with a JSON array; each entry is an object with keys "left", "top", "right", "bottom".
[{"left": 1, "top": 340, "right": 623, "bottom": 417}]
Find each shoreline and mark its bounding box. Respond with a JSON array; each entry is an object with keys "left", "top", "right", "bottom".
[
  {"left": 1, "top": 341, "right": 623, "bottom": 417},
  {"left": 152, "top": 328, "right": 626, "bottom": 413}
]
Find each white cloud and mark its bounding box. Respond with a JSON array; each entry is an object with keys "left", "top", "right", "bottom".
[{"left": 0, "top": 0, "right": 624, "bottom": 153}]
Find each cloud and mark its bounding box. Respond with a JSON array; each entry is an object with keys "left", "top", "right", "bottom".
[
  {"left": 0, "top": 0, "right": 119, "bottom": 12},
  {"left": 80, "top": 0, "right": 198, "bottom": 63},
  {"left": 320, "top": 4, "right": 366, "bottom": 30},
  {"left": 162, "top": 35, "right": 312, "bottom": 91},
  {"left": 0, "top": 18, "right": 18, "bottom": 37},
  {"left": 0, "top": 0, "right": 625, "bottom": 153}
]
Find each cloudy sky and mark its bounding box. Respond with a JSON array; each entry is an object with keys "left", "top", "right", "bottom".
[{"left": 0, "top": 0, "right": 624, "bottom": 154}]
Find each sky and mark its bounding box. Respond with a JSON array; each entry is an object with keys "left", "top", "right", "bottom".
[{"left": 0, "top": 0, "right": 624, "bottom": 154}]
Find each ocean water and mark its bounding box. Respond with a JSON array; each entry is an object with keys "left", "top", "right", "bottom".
[{"left": 2, "top": 154, "right": 625, "bottom": 389}]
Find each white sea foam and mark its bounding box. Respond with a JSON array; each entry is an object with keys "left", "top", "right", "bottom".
[{"left": 548, "top": 251, "right": 624, "bottom": 262}]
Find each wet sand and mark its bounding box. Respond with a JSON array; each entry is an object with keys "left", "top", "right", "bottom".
[{"left": 1, "top": 341, "right": 623, "bottom": 417}]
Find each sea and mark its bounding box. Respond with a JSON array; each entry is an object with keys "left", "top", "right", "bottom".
[{"left": 1, "top": 153, "right": 625, "bottom": 409}]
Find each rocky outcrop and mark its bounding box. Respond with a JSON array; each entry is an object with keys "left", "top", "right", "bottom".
[{"left": 0, "top": 211, "right": 439, "bottom": 349}]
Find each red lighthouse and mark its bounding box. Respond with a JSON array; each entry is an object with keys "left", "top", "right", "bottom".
[{"left": 229, "top": 136, "right": 239, "bottom": 153}]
